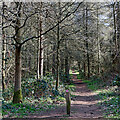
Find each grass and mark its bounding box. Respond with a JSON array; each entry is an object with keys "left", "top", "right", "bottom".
[
  {"left": 99, "top": 87, "right": 120, "bottom": 119},
  {"left": 82, "top": 75, "right": 120, "bottom": 119},
  {"left": 2, "top": 83, "right": 76, "bottom": 118},
  {"left": 2, "top": 96, "right": 66, "bottom": 118}
]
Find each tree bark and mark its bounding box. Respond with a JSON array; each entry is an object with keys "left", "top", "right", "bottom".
[
  {"left": 37, "top": 3, "right": 44, "bottom": 78},
  {"left": 65, "top": 40, "right": 69, "bottom": 83},
  {"left": 56, "top": 23, "right": 60, "bottom": 90},
  {"left": 13, "top": 2, "right": 22, "bottom": 103},
  {"left": 113, "top": 2, "right": 118, "bottom": 51},
  {"left": 46, "top": 48, "right": 49, "bottom": 73},
  {"left": 56, "top": 2, "right": 61, "bottom": 90},
  {"left": 85, "top": 4, "right": 90, "bottom": 78},
  {"left": 52, "top": 45, "right": 56, "bottom": 76},
  {"left": 13, "top": 46, "right": 22, "bottom": 103},
  {"left": 97, "top": 6, "right": 100, "bottom": 75},
  {"left": 78, "top": 61, "right": 81, "bottom": 76},
  {"left": 2, "top": 2, "right": 6, "bottom": 92}
]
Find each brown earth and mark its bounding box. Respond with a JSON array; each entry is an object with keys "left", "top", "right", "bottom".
[{"left": 24, "top": 73, "right": 104, "bottom": 120}]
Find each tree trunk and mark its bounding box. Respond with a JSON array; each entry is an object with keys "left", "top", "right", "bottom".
[
  {"left": 117, "top": 2, "right": 120, "bottom": 50},
  {"left": 65, "top": 56, "right": 69, "bottom": 83},
  {"left": 60, "top": 51, "right": 64, "bottom": 81},
  {"left": 65, "top": 40, "right": 69, "bottom": 83},
  {"left": 56, "top": 2, "right": 61, "bottom": 90},
  {"left": 78, "top": 61, "right": 81, "bottom": 76},
  {"left": 46, "top": 48, "right": 49, "bottom": 73},
  {"left": 97, "top": 6, "right": 100, "bottom": 75},
  {"left": 2, "top": 2, "right": 6, "bottom": 92},
  {"left": 13, "top": 2, "right": 22, "bottom": 103},
  {"left": 37, "top": 3, "right": 44, "bottom": 79},
  {"left": 113, "top": 2, "right": 118, "bottom": 51},
  {"left": 85, "top": 4, "right": 90, "bottom": 78},
  {"left": 52, "top": 45, "right": 56, "bottom": 76},
  {"left": 83, "top": 5, "right": 86, "bottom": 77},
  {"left": 56, "top": 24, "right": 60, "bottom": 90},
  {"left": 13, "top": 46, "right": 22, "bottom": 103},
  {"left": 0, "top": 2, "right": 3, "bottom": 118},
  {"left": 39, "top": 33, "right": 44, "bottom": 77},
  {"left": 83, "top": 62, "right": 86, "bottom": 77}
]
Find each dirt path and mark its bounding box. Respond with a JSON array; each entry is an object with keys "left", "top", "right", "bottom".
[
  {"left": 69, "top": 74, "right": 103, "bottom": 118},
  {"left": 27, "top": 74, "right": 103, "bottom": 119}
]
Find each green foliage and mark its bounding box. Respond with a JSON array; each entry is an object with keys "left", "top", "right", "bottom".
[
  {"left": 2, "top": 73, "right": 75, "bottom": 118},
  {"left": 3, "top": 73, "right": 66, "bottom": 104},
  {"left": 59, "top": 71, "right": 72, "bottom": 83},
  {"left": 2, "top": 100, "right": 57, "bottom": 118},
  {"left": 84, "top": 76, "right": 105, "bottom": 91},
  {"left": 85, "top": 75, "right": 120, "bottom": 118},
  {"left": 65, "top": 84, "right": 75, "bottom": 92},
  {"left": 21, "top": 74, "right": 65, "bottom": 99},
  {"left": 113, "top": 75, "right": 120, "bottom": 87},
  {"left": 3, "top": 85, "right": 14, "bottom": 101},
  {"left": 99, "top": 92, "right": 120, "bottom": 118},
  {"left": 56, "top": 96, "right": 65, "bottom": 101},
  {"left": 77, "top": 72, "right": 85, "bottom": 79}
]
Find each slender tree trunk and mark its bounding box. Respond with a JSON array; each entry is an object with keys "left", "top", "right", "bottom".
[
  {"left": 43, "top": 61, "right": 46, "bottom": 76},
  {"left": 117, "top": 2, "right": 120, "bottom": 50},
  {"left": 60, "top": 51, "right": 64, "bottom": 71},
  {"left": 83, "top": 62, "right": 86, "bottom": 77},
  {"left": 78, "top": 61, "right": 81, "bottom": 76},
  {"left": 65, "top": 56, "right": 69, "bottom": 83},
  {"left": 116, "top": 2, "right": 120, "bottom": 93},
  {"left": 65, "top": 40, "right": 69, "bottom": 83},
  {"left": 83, "top": 5, "right": 86, "bottom": 77},
  {"left": 113, "top": 2, "right": 118, "bottom": 51},
  {"left": 46, "top": 48, "right": 49, "bottom": 72},
  {"left": 13, "top": 2, "right": 22, "bottom": 103},
  {"left": 37, "top": 3, "right": 44, "bottom": 78},
  {"left": 0, "top": 2, "right": 3, "bottom": 116},
  {"left": 38, "top": 32, "right": 44, "bottom": 77},
  {"left": 52, "top": 45, "right": 56, "bottom": 76},
  {"left": 37, "top": 18, "right": 39, "bottom": 79},
  {"left": 97, "top": 6, "right": 100, "bottom": 75},
  {"left": 2, "top": 2, "right": 6, "bottom": 92},
  {"left": 56, "top": 23, "right": 60, "bottom": 90},
  {"left": 28, "top": 54, "right": 31, "bottom": 75},
  {"left": 85, "top": 5, "right": 90, "bottom": 78},
  {"left": 39, "top": 16, "right": 44, "bottom": 76},
  {"left": 60, "top": 51, "right": 64, "bottom": 81},
  {"left": 56, "top": 2, "right": 61, "bottom": 90}
]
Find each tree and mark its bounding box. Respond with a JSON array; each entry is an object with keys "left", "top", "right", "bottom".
[
  {"left": 2, "top": 2, "right": 6, "bottom": 92},
  {"left": 1, "top": 2, "right": 83, "bottom": 103},
  {"left": 13, "top": 2, "right": 22, "bottom": 103}
]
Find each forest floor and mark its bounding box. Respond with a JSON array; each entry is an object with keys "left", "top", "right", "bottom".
[{"left": 25, "top": 73, "right": 104, "bottom": 120}]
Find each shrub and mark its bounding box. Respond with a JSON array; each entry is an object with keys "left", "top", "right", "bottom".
[{"left": 21, "top": 74, "right": 65, "bottom": 100}]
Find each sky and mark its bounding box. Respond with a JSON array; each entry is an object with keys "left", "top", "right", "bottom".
[{"left": 1, "top": 0, "right": 118, "bottom": 3}]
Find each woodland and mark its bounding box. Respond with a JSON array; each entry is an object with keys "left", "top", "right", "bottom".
[{"left": 0, "top": 1, "right": 120, "bottom": 119}]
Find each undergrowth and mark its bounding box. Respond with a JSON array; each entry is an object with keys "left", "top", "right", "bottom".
[
  {"left": 80, "top": 74, "right": 120, "bottom": 119},
  {"left": 2, "top": 73, "right": 75, "bottom": 118}
]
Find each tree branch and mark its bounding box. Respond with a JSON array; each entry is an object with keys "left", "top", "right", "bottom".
[{"left": 21, "top": 2, "right": 83, "bottom": 46}]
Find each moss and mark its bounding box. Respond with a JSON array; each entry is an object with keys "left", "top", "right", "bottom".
[{"left": 13, "top": 89, "right": 22, "bottom": 104}]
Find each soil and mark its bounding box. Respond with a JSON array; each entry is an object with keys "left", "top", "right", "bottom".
[{"left": 25, "top": 73, "right": 103, "bottom": 119}]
